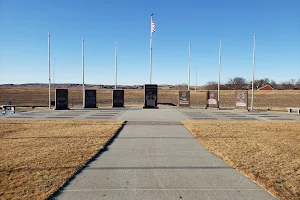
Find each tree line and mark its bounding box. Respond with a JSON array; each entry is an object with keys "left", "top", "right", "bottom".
[
  {"left": 204, "top": 77, "right": 300, "bottom": 90},
  {"left": 173, "top": 78, "right": 300, "bottom": 90}
]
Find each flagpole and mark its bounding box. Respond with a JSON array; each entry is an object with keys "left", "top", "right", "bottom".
[
  {"left": 195, "top": 66, "right": 197, "bottom": 92},
  {"left": 115, "top": 42, "right": 118, "bottom": 90},
  {"left": 53, "top": 58, "right": 56, "bottom": 91},
  {"left": 218, "top": 40, "right": 222, "bottom": 107},
  {"left": 48, "top": 32, "right": 51, "bottom": 109},
  {"left": 82, "top": 37, "right": 85, "bottom": 108},
  {"left": 188, "top": 42, "right": 191, "bottom": 91},
  {"left": 251, "top": 35, "right": 256, "bottom": 111},
  {"left": 150, "top": 13, "right": 153, "bottom": 84}
]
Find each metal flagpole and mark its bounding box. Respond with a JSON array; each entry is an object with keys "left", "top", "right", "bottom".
[
  {"left": 218, "top": 40, "right": 222, "bottom": 107},
  {"left": 150, "top": 13, "right": 153, "bottom": 84},
  {"left": 82, "top": 37, "right": 85, "bottom": 108},
  {"left": 251, "top": 35, "right": 256, "bottom": 111},
  {"left": 195, "top": 66, "right": 197, "bottom": 92},
  {"left": 188, "top": 42, "right": 191, "bottom": 91},
  {"left": 48, "top": 32, "right": 51, "bottom": 109},
  {"left": 115, "top": 42, "right": 118, "bottom": 90},
  {"left": 53, "top": 58, "right": 56, "bottom": 91}
]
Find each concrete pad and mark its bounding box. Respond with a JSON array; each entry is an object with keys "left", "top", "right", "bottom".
[
  {"left": 116, "top": 125, "right": 194, "bottom": 138},
  {"left": 60, "top": 168, "right": 262, "bottom": 190},
  {"left": 54, "top": 189, "right": 274, "bottom": 200},
  {"left": 117, "top": 108, "right": 188, "bottom": 122}
]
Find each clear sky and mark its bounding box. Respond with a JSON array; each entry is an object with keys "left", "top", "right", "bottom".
[{"left": 0, "top": 0, "right": 299, "bottom": 85}]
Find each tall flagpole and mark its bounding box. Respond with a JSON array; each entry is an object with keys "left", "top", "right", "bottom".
[
  {"left": 82, "top": 37, "right": 85, "bottom": 108},
  {"left": 218, "top": 40, "right": 222, "bottom": 107},
  {"left": 251, "top": 35, "right": 256, "bottom": 111},
  {"left": 53, "top": 58, "right": 56, "bottom": 91},
  {"left": 188, "top": 42, "right": 191, "bottom": 91},
  {"left": 195, "top": 66, "right": 197, "bottom": 92},
  {"left": 48, "top": 32, "right": 51, "bottom": 109},
  {"left": 115, "top": 42, "right": 118, "bottom": 90},
  {"left": 150, "top": 13, "right": 154, "bottom": 84}
]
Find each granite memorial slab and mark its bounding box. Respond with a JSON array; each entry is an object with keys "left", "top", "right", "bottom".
[
  {"left": 84, "top": 90, "right": 97, "bottom": 108},
  {"left": 112, "top": 90, "right": 124, "bottom": 107},
  {"left": 178, "top": 90, "right": 190, "bottom": 107},
  {"left": 206, "top": 90, "right": 219, "bottom": 108},
  {"left": 55, "top": 89, "right": 68, "bottom": 110},
  {"left": 235, "top": 90, "right": 248, "bottom": 110},
  {"left": 144, "top": 84, "right": 158, "bottom": 108}
]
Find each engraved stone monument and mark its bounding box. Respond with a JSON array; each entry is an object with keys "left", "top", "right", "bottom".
[
  {"left": 235, "top": 90, "right": 248, "bottom": 110},
  {"left": 112, "top": 90, "right": 124, "bottom": 107},
  {"left": 55, "top": 89, "right": 68, "bottom": 110},
  {"left": 206, "top": 91, "right": 219, "bottom": 109},
  {"left": 178, "top": 91, "right": 190, "bottom": 107},
  {"left": 144, "top": 84, "right": 158, "bottom": 108},
  {"left": 84, "top": 90, "right": 97, "bottom": 108}
]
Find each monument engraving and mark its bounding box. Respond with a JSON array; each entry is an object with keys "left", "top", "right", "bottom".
[
  {"left": 112, "top": 90, "right": 124, "bottom": 107},
  {"left": 144, "top": 84, "right": 158, "bottom": 108},
  {"left": 85, "top": 90, "right": 97, "bottom": 108},
  {"left": 55, "top": 89, "right": 68, "bottom": 110},
  {"left": 178, "top": 91, "right": 190, "bottom": 107},
  {"left": 206, "top": 91, "right": 219, "bottom": 108},
  {"left": 235, "top": 91, "right": 248, "bottom": 110}
]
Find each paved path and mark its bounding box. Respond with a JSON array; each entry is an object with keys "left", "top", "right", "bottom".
[
  {"left": 53, "top": 123, "right": 275, "bottom": 200},
  {"left": 1, "top": 107, "right": 300, "bottom": 121}
]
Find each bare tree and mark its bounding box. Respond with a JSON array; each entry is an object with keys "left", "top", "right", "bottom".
[
  {"left": 205, "top": 81, "right": 218, "bottom": 90},
  {"left": 228, "top": 77, "right": 247, "bottom": 90}
]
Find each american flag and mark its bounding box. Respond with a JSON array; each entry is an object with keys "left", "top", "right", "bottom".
[{"left": 151, "top": 20, "right": 155, "bottom": 33}]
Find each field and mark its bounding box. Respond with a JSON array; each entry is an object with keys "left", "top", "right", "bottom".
[
  {"left": 0, "top": 87, "right": 299, "bottom": 111},
  {"left": 183, "top": 121, "right": 300, "bottom": 200},
  {"left": 0, "top": 120, "right": 124, "bottom": 200}
]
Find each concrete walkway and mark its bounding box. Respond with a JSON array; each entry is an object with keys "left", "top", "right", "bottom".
[{"left": 53, "top": 123, "right": 275, "bottom": 200}]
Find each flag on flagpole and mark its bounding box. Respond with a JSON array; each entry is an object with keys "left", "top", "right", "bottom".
[{"left": 151, "top": 19, "right": 155, "bottom": 33}]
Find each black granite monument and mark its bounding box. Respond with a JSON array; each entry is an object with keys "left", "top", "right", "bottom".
[
  {"left": 84, "top": 90, "right": 97, "bottom": 108},
  {"left": 144, "top": 84, "right": 158, "bottom": 108},
  {"left": 112, "top": 90, "right": 124, "bottom": 107},
  {"left": 55, "top": 89, "right": 69, "bottom": 110}
]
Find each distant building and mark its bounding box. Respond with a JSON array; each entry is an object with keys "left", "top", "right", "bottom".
[{"left": 257, "top": 85, "right": 274, "bottom": 90}]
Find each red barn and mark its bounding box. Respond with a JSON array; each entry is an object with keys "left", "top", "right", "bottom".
[{"left": 257, "top": 85, "right": 274, "bottom": 90}]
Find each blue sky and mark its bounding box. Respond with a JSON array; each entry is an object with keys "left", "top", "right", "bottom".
[{"left": 0, "top": 0, "right": 299, "bottom": 85}]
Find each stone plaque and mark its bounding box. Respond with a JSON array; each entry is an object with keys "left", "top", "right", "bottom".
[
  {"left": 206, "top": 91, "right": 219, "bottom": 108},
  {"left": 178, "top": 91, "right": 190, "bottom": 107},
  {"left": 112, "top": 90, "right": 124, "bottom": 107},
  {"left": 84, "top": 90, "right": 97, "bottom": 108},
  {"left": 55, "top": 89, "right": 68, "bottom": 110},
  {"left": 144, "top": 84, "right": 158, "bottom": 108},
  {"left": 235, "top": 91, "right": 248, "bottom": 110}
]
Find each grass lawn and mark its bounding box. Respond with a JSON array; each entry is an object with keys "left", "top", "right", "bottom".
[
  {"left": 0, "top": 120, "right": 124, "bottom": 200},
  {"left": 183, "top": 121, "right": 300, "bottom": 200}
]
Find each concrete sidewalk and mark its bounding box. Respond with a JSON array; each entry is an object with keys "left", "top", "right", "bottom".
[{"left": 53, "top": 124, "right": 275, "bottom": 200}]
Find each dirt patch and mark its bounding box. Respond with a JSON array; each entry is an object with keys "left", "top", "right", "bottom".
[
  {"left": 0, "top": 120, "right": 124, "bottom": 200},
  {"left": 183, "top": 121, "right": 300, "bottom": 200}
]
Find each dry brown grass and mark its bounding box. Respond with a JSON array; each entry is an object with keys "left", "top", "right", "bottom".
[
  {"left": 183, "top": 121, "right": 300, "bottom": 200},
  {"left": 0, "top": 87, "right": 299, "bottom": 110},
  {"left": 0, "top": 120, "right": 124, "bottom": 200}
]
